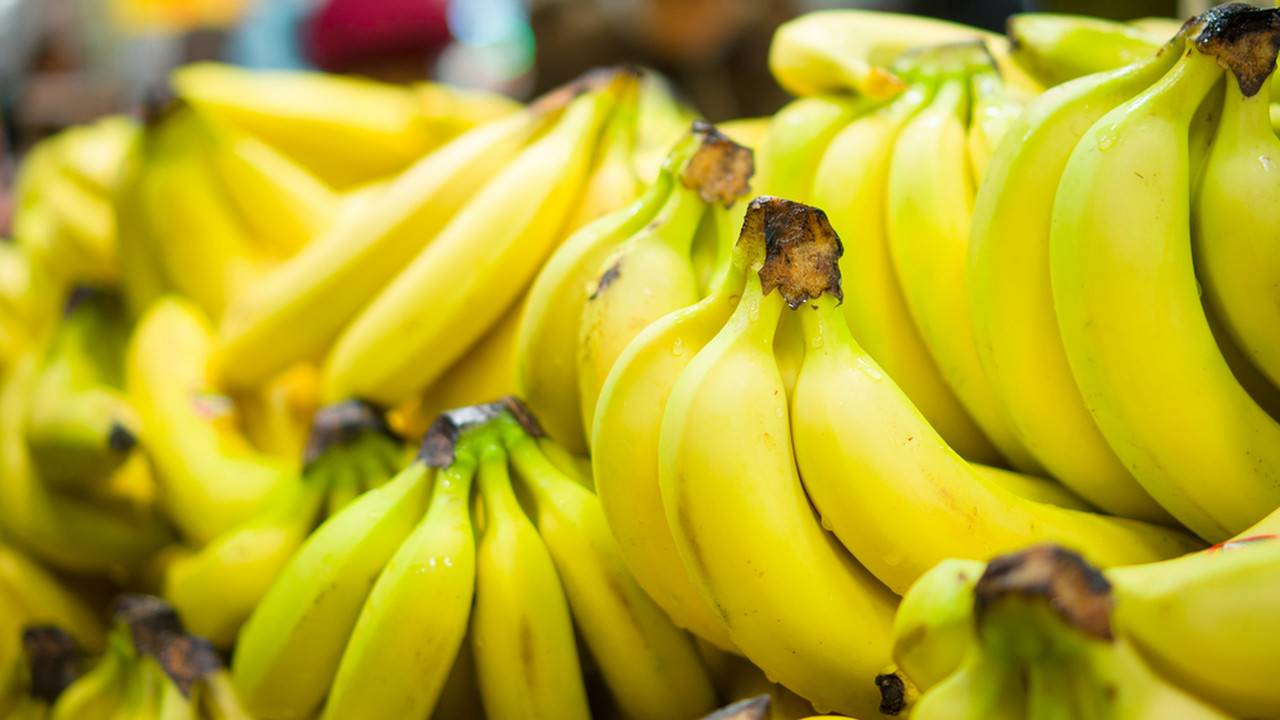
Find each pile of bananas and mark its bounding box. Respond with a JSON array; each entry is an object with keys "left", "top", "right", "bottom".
[{"left": 4, "top": 2, "right": 1280, "bottom": 719}]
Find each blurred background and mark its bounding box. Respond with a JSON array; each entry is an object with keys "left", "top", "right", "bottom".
[{"left": 0, "top": 0, "right": 1208, "bottom": 180}]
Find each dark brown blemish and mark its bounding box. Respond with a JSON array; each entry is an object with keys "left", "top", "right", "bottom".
[
  {"left": 876, "top": 671, "right": 909, "bottom": 716},
  {"left": 973, "top": 544, "right": 1114, "bottom": 640},
  {"left": 22, "top": 626, "right": 80, "bottom": 704},
  {"left": 1190, "top": 3, "right": 1280, "bottom": 97},
  {"left": 589, "top": 260, "right": 623, "bottom": 300},
  {"left": 304, "top": 399, "right": 395, "bottom": 468},
  {"left": 681, "top": 121, "right": 755, "bottom": 207},
  {"left": 745, "top": 196, "right": 843, "bottom": 309},
  {"left": 112, "top": 595, "right": 222, "bottom": 698}
]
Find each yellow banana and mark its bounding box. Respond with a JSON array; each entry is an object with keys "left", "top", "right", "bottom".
[
  {"left": 578, "top": 124, "right": 753, "bottom": 442},
  {"left": 564, "top": 77, "right": 642, "bottom": 233},
  {"left": 56, "top": 115, "right": 138, "bottom": 195},
  {"left": 767, "top": 9, "right": 1028, "bottom": 99},
  {"left": 216, "top": 105, "right": 550, "bottom": 391},
  {"left": 659, "top": 198, "right": 898, "bottom": 716},
  {"left": 195, "top": 113, "right": 338, "bottom": 259},
  {"left": 886, "top": 66, "right": 1042, "bottom": 474},
  {"left": 142, "top": 109, "right": 270, "bottom": 322},
  {"left": 968, "top": 41, "right": 1181, "bottom": 522},
  {"left": 230, "top": 450, "right": 431, "bottom": 719},
  {"left": 322, "top": 73, "right": 629, "bottom": 406},
  {"left": 632, "top": 70, "right": 701, "bottom": 185},
  {"left": 810, "top": 76, "right": 1000, "bottom": 465},
  {"left": 125, "top": 297, "right": 294, "bottom": 545},
  {"left": 516, "top": 155, "right": 680, "bottom": 454},
  {"left": 790, "top": 272, "right": 1202, "bottom": 598},
  {"left": 1193, "top": 55, "right": 1280, "bottom": 395},
  {"left": 755, "top": 94, "right": 866, "bottom": 201},
  {"left": 111, "top": 128, "right": 171, "bottom": 319},
  {"left": 1049, "top": 10, "right": 1280, "bottom": 541},
  {"left": 471, "top": 431, "right": 590, "bottom": 720},
  {"left": 320, "top": 432, "right": 476, "bottom": 720},
  {"left": 172, "top": 63, "right": 509, "bottom": 189},
  {"left": 591, "top": 214, "right": 746, "bottom": 652},
  {"left": 501, "top": 413, "right": 717, "bottom": 720},
  {"left": 0, "top": 352, "right": 171, "bottom": 576},
  {"left": 25, "top": 290, "right": 140, "bottom": 489},
  {"left": 965, "top": 66, "right": 1023, "bottom": 182},
  {"left": 1006, "top": 13, "right": 1165, "bottom": 88}
]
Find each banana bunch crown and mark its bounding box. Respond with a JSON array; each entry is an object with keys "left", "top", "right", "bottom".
[
  {"left": 0, "top": 626, "right": 81, "bottom": 719},
  {"left": 48, "top": 595, "right": 250, "bottom": 719}
]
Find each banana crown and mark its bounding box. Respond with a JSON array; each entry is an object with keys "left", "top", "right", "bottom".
[
  {"left": 5, "top": 626, "right": 80, "bottom": 712},
  {"left": 736, "top": 195, "right": 843, "bottom": 309}
]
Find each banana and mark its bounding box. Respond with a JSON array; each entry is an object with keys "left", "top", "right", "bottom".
[
  {"left": 885, "top": 60, "right": 1042, "bottom": 474},
  {"left": 790, "top": 259, "right": 1202, "bottom": 599},
  {"left": 0, "top": 352, "right": 172, "bottom": 576},
  {"left": 172, "top": 63, "right": 514, "bottom": 189},
  {"left": 125, "top": 297, "right": 294, "bottom": 545},
  {"left": 1050, "top": 7, "right": 1280, "bottom": 541},
  {"left": 500, "top": 412, "right": 718, "bottom": 720},
  {"left": 320, "top": 429, "right": 476, "bottom": 719},
  {"left": 1006, "top": 13, "right": 1165, "bottom": 88},
  {"left": 564, "top": 77, "right": 642, "bottom": 233},
  {"left": 810, "top": 75, "right": 1001, "bottom": 465},
  {"left": 1193, "top": 53, "right": 1280, "bottom": 395},
  {"left": 215, "top": 105, "right": 551, "bottom": 391},
  {"left": 1106, "top": 534, "right": 1280, "bottom": 717},
  {"left": 755, "top": 94, "right": 866, "bottom": 201},
  {"left": 578, "top": 124, "right": 753, "bottom": 441},
  {"left": 195, "top": 113, "right": 337, "bottom": 259},
  {"left": 768, "top": 9, "right": 1028, "bottom": 99},
  {"left": 968, "top": 40, "right": 1182, "bottom": 522},
  {"left": 112, "top": 127, "right": 171, "bottom": 319},
  {"left": 57, "top": 115, "right": 138, "bottom": 195},
  {"left": 890, "top": 558, "right": 986, "bottom": 694},
  {"left": 591, "top": 209, "right": 747, "bottom": 652},
  {"left": 632, "top": 70, "right": 701, "bottom": 186},
  {"left": 141, "top": 108, "right": 270, "bottom": 322},
  {"left": 965, "top": 66, "right": 1023, "bottom": 182},
  {"left": 25, "top": 289, "right": 140, "bottom": 489},
  {"left": 230, "top": 446, "right": 431, "bottom": 719},
  {"left": 470, "top": 430, "right": 590, "bottom": 720},
  {"left": 322, "top": 72, "right": 630, "bottom": 406},
  {"left": 516, "top": 174, "right": 674, "bottom": 454},
  {"left": 659, "top": 198, "right": 898, "bottom": 716}
]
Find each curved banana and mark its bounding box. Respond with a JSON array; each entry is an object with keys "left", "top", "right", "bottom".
[
  {"left": 810, "top": 76, "right": 1001, "bottom": 465},
  {"left": 791, "top": 283, "right": 1202, "bottom": 597},
  {"left": 579, "top": 124, "right": 753, "bottom": 441},
  {"left": 1107, "top": 534, "right": 1280, "bottom": 717},
  {"left": 755, "top": 94, "right": 866, "bottom": 201},
  {"left": 0, "top": 353, "right": 171, "bottom": 576},
  {"left": 231, "top": 454, "right": 431, "bottom": 720},
  {"left": 470, "top": 432, "right": 590, "bottom": 720},
  {"left": 142, "top": 109, "right": 271, "bottom": 321},
  {"left": 1006, "top": 13, "right": 1164, "bottom": 88},
  {"left": 172, "top": 63, "right": 514, "bottom": 189},
  {"left": 321, "top": 73, "right": 630, "bottom": 406},
  {"left": 125, "top": 297, "right": 294, "bottom": 545},
  {"left": 517, "top": 155, "right": 678, "bottom": 454},
  {"left": 564, "top": 78, "right": 641, "bottom": 233},
  {"left": 25, "top": 290, "right": 139, "bottom": 489},
  {"left": 1193, "top": 60, "right": 1280, "bottom": 394},
  {"left": 886, "top": 67, "right": 1041, "bottom": 473},
  {"left": 216, "top": 107, "right": 547, "bottom": 391},
  {"left": 1049, "top": 10, "right": 1280, "bottom": 541},
  {"left": 320, "top": 437, "right": 476, "bottom": 719},
  {"left": 501, "top": 415, "right": 717, "bottom": 720},
  {"left": 195, "top": 113, "right": 337, "bottom": 259},
  {"left": 767, "top": 9, "right": 1030, "bottom": 99},
  {"left": 890, "top": 558, "right": 986, "bottom": 693},
  {"left": 659, "top": 198, "right": 899, "bottom": 716},
  {"left": 591, "top": 222, "right": 745, "bottom": 652},
  {"left": 968, "top": 42, "right": 1181, "bottom": 522}
]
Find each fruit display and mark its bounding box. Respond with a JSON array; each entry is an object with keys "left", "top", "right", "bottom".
[{"left": 3, "top": 2, "right": 1280, "bottom": 718}]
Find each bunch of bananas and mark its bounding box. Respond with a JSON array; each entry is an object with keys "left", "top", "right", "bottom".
[
  {"left": 0, "top": 596, "right": 252, "bottom": 719},
  {"left": 231, "top": 398, "right": 716, "bottom": 720},
  {"left": 891, "top": 508, "right": 1280, "bottom": 719}
]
